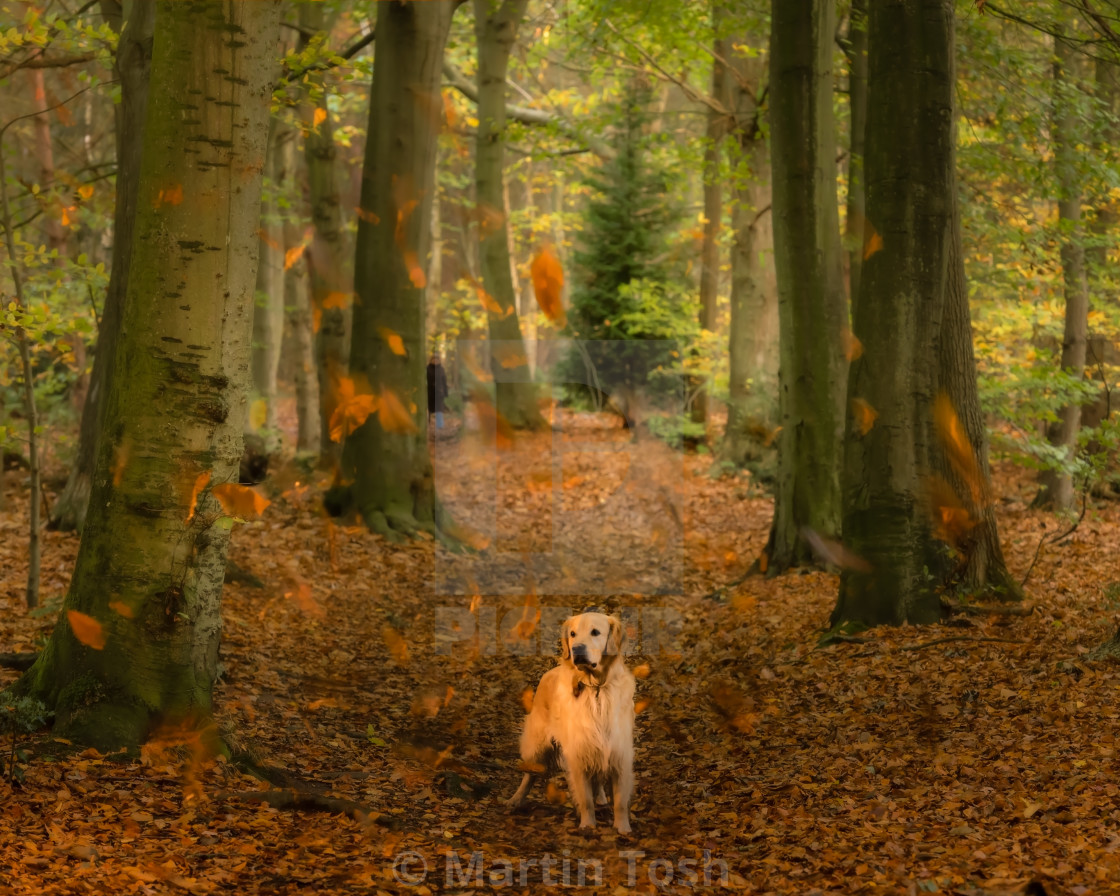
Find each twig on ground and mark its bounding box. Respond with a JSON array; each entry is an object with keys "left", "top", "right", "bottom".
[{"left": 901, "top": 636, "right": 1024, "bottom": 652}]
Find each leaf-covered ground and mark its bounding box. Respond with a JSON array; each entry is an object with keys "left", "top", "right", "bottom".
[{"left": 2, "top": 414, "right": 1120, "bottom": 895}]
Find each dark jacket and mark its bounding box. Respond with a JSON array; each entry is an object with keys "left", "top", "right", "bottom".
[{"left": 427, "top": 360, "right": 448, "bottom": 413}]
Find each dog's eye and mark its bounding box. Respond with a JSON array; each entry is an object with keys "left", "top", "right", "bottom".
[
  {"left": 570, "top": 630, "right": 576, "bottom": 637},
  {"left": 590, "top": 629, "right": 600, "bottom": 637}
]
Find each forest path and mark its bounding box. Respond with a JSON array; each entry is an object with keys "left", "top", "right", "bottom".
[{"left": 1, "top": 417, "right": 1119, "bottom": 894}]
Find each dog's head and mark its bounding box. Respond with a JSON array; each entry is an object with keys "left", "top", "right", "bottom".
[{"left": 560, "top": 612, "right": 624, "bottom": 675}]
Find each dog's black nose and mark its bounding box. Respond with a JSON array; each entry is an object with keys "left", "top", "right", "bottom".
[{"left": 572, "top": 646, "right": 589, "bottom": 664}]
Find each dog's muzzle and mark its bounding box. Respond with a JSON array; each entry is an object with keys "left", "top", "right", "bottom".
[{"left": 571, "top": 646, "right": 596, "bottom": 669}]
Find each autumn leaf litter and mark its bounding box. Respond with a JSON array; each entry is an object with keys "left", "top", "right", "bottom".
[{"left": 1, "top": 418, "right": 1120, "bottom": 894}]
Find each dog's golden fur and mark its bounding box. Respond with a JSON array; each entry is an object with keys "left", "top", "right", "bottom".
[{"left": 506, "top": 612, "right": 635, "bottom": 833}]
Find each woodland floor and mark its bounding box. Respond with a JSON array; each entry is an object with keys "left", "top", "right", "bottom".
[{"left": 2, "top": 412, "right": 1120, "bottom": 895}]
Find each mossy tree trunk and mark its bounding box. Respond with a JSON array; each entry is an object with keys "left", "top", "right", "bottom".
[
  {"left": 50, "top": 2, "right": 154, "bottom": 533},
  {"left": 1036, "top": 33, "right": 1089, "bottom": 512},
  {"left": 299, "top": 0, "right": 352, "bottom": 471},
  {"left": 15, "top": 0, "right": 279, "bottom": 750},
  {"left": 844, "top": 0, "right": 868, "bottom": 303},
  {"left": 343, "top": 0, "right": 461, "bottom": 539},
  {"left": 764, "top": 0, "right": 847, "bottom": 573},
  {"left": 831, "top": 0, "right": 955, "bottom": 627},
  {"left": 475, "top": 0, "right": 542, "bottom": 430}
]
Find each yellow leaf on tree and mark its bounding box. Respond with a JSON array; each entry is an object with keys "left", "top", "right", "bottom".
[
  {"left": 67, "top": 610, "right": 106, "bottom": 650},
  {"left": 211, "top": 483, "right": 271, "bottom": 519}
]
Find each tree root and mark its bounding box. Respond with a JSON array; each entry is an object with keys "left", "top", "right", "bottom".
[
  {"left": 941, "top": 598, "right": 1035, "bottom": 617},
  {"left": 0, "top": 652, "right": 38, "bottom": 671},
  {"left": 213, "top": 788, "right": 391, "bottom": 825}
]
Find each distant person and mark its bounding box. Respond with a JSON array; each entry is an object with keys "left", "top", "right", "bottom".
[{"left": 427, "top": 352, "right": 449, "bottom": 430}]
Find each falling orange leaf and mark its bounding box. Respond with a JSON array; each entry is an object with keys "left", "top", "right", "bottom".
[
  {"left": 928, "top": 474, "right": 977, "bottom": 546},
  {"left": 842, "top": 327, "right": 864, "bottom": 362},
  {"left": 442, "top": 90, "right": 458, "bottom": 129},
  {"left": 60, "top": 205, "right": 77, "bottom": 226},
  {"left": 850, "top": 397, "right": 878, "bottom": 435},
  {"left": 933, "top": 392, "right": 984, "bottom": 505},
  {"left": 212, "top": 483, "right": 271, "bottom": 519},
  {"left": 108, "top": 601, "right": 135, "bottom": 619},
  {"left": 632, "top": 663, "right": 651, "bottom": 680},
  {"left": 531, "top": 245, "right": 566, "bottom": 327},
  {"left": 378, "top": 327, "right": 407, "bottom": 356},
  {"left": 378, "top": 386, "right": 419, "bottom": 434},
  {"left": 405, "top": 253, "right": 427, "bottom": 288},
  {"left": 470, "top": 390, "right": 515, "bottom": 450},
  {"left": 329, "top": 375, "right": 379, "bottom": 442},
  {"left": 519, "top": 687, "right": 534, "bottom": 714},
  {"left": 322, "top": 291, "right": 352, "bottom": 310},
  {"left": 382, "top": 625, "right": 410, "bottom": 665},
  {"left": 634, "top": 698, "right": 652, "bottom": 716},
  {"left": 186, "top": 471, "right": 211, "bottom": 523},
  {"left": 510, "top": 593, "right": 540, "bottom": 642},
  {"left": 284, "top": 245, "right": 306, "bottom": 270},
  {"left": 112, "top": 437, "right": 131, "bottom": 486},
  {"left": 312, "top": 107, "right": 327, "bottom": 128},
  {"left": 800, "top": 528, "right": 872, "bottom": 572},
  {"left": 496, "top": 346, "right": 527, "bottom": 369},
  {"left": 67, "top": 610, "right": 106, "bottom": 650},
  {"left": 155, "top": 183, "right": 183, "bottom": 208},
  {"left": 863, "top": 229, "right": 883, "bottom": 260},
  {"left": 256, "top": 228, "right": 281, "bottom": 251},
  {"left": 77, "top": 184, "right": 94, "bottom": 201}
]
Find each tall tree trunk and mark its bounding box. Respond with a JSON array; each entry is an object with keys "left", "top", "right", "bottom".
[
  {"left": 721, "top": 45, "right": 775, "bottom": 466},
  {"left": 299, "top": 1, "right": 352, "bottom": 471},
  {"left": 832, "top": 0, "right": 955, "bottom": 627},
  {"left": 342, "top": 0, "right": 460, "bottom": 539},
  {"left": 15, "top": 0, "right": 280, "bottom": 750},
  {"left": 27, "top": 69, "right": 67, "bottom": 253},
  {"left": 693, "top": 6, "right": 728, "bottom": 429},
  {"left": 845, "top": 0, "right": 868, "bottom": 303},
  {"left": 474, "top": 0, "right": 542, "bottom": 430},
  {"left": 251, "top": 122, "right": 284, "bottom": 439},
  {"left": 50, "top": 1, "right": 155, "bottom": 532},
  {"left": 764, "top": 0, "right": 847, "bottom": 573},
  {"left": 1036, "top": 33, "right": 1089, "bottom": 512},
  {"left": 284, "top": 143, "right": 319, "bottom": 455}
]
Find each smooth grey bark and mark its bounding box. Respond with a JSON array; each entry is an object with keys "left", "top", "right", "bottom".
[
  {"left": 15, "top": 0, "right": 280, "bottom": 750},
  {"left": 721, "top": 42, "right": 776, "bottom": 466},
  {"left": 342, "top": 0, "right": 461, "bottom": 539},
  {"left": 845, "top": 0, "right": 868, "bottom": 303},
  {"left": 764, "top": 0, "right": 847, "bottom": 573},
  {"left": 474, "top": 0, "right": 543, "bottom": 430},
  {"left": 693, "top": 6, "right": 728, "bottom": 429},
  {"left": 50, "top": 1, "right": 154, "bottom": 533},
  {"left": 251, "top": 121, "right": 284, "bottom": 440},
  {"left": 832, "top": 0, "right": 955, "bottom": 627},
  {"left": 299, "top": 1, "right": 352, "bottom": 470},
  {"left": 1036, "top": 34, "right": 1089, "bottom": 512}
]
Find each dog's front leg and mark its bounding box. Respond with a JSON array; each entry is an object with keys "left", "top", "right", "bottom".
[
  {"left": 566, "top": 764, "right": 597, "bottom": 829},
  {"left": 611, "top": 762, "right": 633, "bottom": 834}
]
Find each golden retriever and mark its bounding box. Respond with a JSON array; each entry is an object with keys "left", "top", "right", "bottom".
[{"left": 506, "top": 612, "right": 635, "bottom": 833}]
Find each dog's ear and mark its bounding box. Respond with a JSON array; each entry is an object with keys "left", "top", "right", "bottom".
[
  {"left": 607, "top": 616, "right": 625, "bottom": 655},
  {"left": 560, "top": 617, "right": 572, "bottom": 660}
]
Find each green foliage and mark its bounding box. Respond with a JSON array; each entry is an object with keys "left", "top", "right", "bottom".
[{"left": 560, "top": 87, "right": 696, "bottom": 403}]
